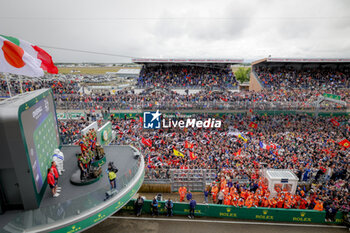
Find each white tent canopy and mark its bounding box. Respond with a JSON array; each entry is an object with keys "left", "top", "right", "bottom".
[{"left": 265, "top": 169, "right": 299, "bottom": 197}]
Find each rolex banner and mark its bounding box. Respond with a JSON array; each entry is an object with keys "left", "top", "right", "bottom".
[{"left": 97, "top": 121, "right": 112, "bottom": 146}]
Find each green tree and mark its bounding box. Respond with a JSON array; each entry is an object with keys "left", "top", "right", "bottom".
[{"left": 235, "top": 67, "right": 251, "bottom": 83}]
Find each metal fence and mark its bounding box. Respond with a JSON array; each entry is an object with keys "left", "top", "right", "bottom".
[
  {"left": 54, "top": 99, "right": 347, "bottom": 111},
  {"left": 170, "top": 169, "right": 217, "bottom": 192},
  {"left": 136, "top": 84, "right": 239, "bottom": 89}
]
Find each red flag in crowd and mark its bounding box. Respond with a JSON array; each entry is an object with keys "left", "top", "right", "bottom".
[
  {"left": 249, "top": 122, "right": 258, "bottom": 129},
  {"left": 220, "top": 97, "right": 228, "bottom": 102},
  {"left": 234, "top": 148, "right": 241, "bottom": 156},
  {"left": 188, "top": 151, "right": 197, "bottom": 160},
  {"left": 322, "top": 148, "right": 331, "bottom": 154},
  {"left": 185, "top": 140, "right": 194, "bottom": 149},
  {"left": 330, "top": 118, "right": 340, "bottom": 127},
  {"left": 141, "top": 137, "right": 152, "bottom": 147},
  {"left": 339, "top": 139, "right": 350, "bottom": 148}
]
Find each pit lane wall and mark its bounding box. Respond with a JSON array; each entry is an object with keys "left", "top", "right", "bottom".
[{"left": 121, "top": 200, "right": 344, "bottom": 224}]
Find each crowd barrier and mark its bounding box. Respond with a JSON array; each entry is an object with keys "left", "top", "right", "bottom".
[
  {"left": 54, "top": 99, "right": 348, "bottom": 111},
  {"left": 121, "top": 199, "right": 344, "bottom": 224},
  {"left": 109, "top": 111, "right": 349, "bottom": 118},
  {"left": 56, "top": 111, "right": 349, "bottom": 122}
]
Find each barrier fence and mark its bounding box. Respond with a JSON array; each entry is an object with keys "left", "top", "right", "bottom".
[
  {"left": 121, "top": 199, "right": 344, "bottom": 224},
  {"left": 54, "top": 99, "right": 348, "bottom": 111},
  {"left": 56, "top": 111, "right": 349, "bottom": 125},
  {"left": 170, "top": 169, "right": 217, "bottom": 192},
  {"left": 108, "top": 111, "right": 350, "bottom": 118}
]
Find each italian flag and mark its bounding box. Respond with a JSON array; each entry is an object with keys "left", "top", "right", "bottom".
[{"left": 0, "top": 35, "right": 58, "bottom": 77}]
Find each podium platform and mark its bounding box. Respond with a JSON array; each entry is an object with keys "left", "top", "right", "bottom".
[
  {"left": 0, "top": 145, "right": 144, "bottom": 233},
  {"left": 69, "top": 169, "right": 103, "bottom": 186}
]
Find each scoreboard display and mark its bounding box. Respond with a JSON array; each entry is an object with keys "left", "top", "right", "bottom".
[
  {"left": 19, "top": 91, "right": 60, "bottom": 194},
  {"left": 0, "top": 88, "right": 61, "bottom": 210}
]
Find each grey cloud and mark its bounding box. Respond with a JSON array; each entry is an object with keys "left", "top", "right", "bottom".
[
  {"left": 0, "top": 0, "right": 349, "bottom": 62},
  {"left": 152, "top": 1, "right": 253, "bottom": 42}
]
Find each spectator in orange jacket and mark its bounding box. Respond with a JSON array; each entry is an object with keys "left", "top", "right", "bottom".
[
  {"left": 261, "top": 197, "right": 269, "bottom": 207},
  {"left": 220, "top": 178, "right": 226, "bottom": 191},
  {"left": 232, "top": 197, "right": 238, "bottom": 207},
  {"left": 223, "top": 194, "right": 231, "bottom": 205},
  {"left": 268, "top": 197, "right": 277, "bottom": 208},
  {"left": 245, "top": 197, "right": 254, "bottom": 208},
  {"left": 230, "top": 186, "right": 236, "bottom": 195},
  {"left": 253, "top": 196, "right": 260, "bottom": 207},
  {"left": 277, "top": 196, "right": 285, "bottom": 208},
  {"left": 299, "top": 198, "right": 308, "bottom": 209},
  {"left": 314, "top": 199, "right": 324, "bottom": 211},
  {"left": 179, "top": 186, "right": 187, "bottom": 202},
  {"left": 211, "top": 185, "right": 219, "bottom": 203},
  {"left": 232, "top": 192, "right": 239, "bottom": 202},
  {"left": 240, "top": 189, "right": 248, "bottom": 200},
  {"left": 223, "top": 186, "right": 230, "bottom": 196}
]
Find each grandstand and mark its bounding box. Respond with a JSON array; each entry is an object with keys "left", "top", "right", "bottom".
[
  {"left": 250, "top": 58, "right": 350, "bottom": 91},
  {"left": 132, "top": 58, "right": 243, "bottom": 89}
]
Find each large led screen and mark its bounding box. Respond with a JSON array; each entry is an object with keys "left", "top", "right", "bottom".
[{"left": 19, "top": 93, "right": 60, "bottom": 193}]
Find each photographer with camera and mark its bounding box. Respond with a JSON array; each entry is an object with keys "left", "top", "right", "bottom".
[{"left": 106, "top": 161, "right": 118, "bottom": 190}]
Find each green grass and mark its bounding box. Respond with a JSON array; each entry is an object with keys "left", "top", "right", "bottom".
[{"left": 57, "top": 67, "right": 139, "bottom": 75}]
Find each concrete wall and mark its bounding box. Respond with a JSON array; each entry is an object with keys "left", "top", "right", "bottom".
[
  {"left": 139, "top": 183, "right": 171, "bottom": 193},
  {"left": 249, "top": 72, "right": 263, "bottom": 92}
]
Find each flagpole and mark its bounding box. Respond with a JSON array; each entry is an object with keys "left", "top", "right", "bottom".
[{"left": 5, "top": 73, "right": 12, "bottom": 97}]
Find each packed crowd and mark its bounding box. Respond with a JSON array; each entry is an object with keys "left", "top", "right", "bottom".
[
  {"left": 58, "top": 119, "right": 88, "bottom": 144},
  {"left": 137, "top": 65, "right": 238, "bottom": 88},
  {"left": 54, "top": 88, "right": 350, "bottom": 111},
  {"left": 255, "top": 66, "right": 350, "bottom": 90},
  {"left": 0, "top": 77, "right": 80, "bottom": 96},
  {"left": 58, "top": 112, "right": 105, "bottom": 144},
  {"left": 1, "top": 69, "right": 349, "bottom": 111},
  {"left": 110, "top": 113, "right": 349, "bottom": 212}
]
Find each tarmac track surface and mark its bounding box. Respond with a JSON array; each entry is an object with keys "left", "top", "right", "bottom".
[{"left": 85, "top": 216, "right": 348, "bottom": 233}]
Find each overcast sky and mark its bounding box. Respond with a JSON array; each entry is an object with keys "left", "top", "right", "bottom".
[{"left": 1, "top": 0, "right": 349, "bottom": 63}]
